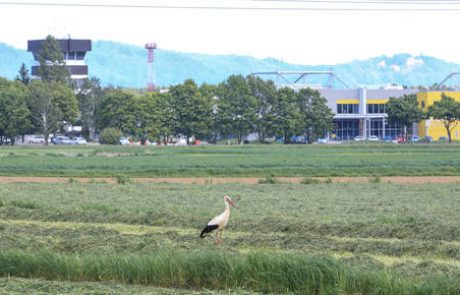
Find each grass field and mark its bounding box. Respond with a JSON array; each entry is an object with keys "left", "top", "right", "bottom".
[
  {"left": 0, "top": 144, "right": 460, "bottom": 177},
  {"left": 1, "top": 178, "right": 460, "bottom": 294}
]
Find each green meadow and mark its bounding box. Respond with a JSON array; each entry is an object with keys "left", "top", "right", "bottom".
[
  {"left": 1, "top": 179, "right": 460, "bottom": 294},
  {"left": 0, "top": 144, "right": 459, "bottom": 177}
]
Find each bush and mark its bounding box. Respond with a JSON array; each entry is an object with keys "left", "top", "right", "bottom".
[
  {"left": 301, "top": 177, "right": 321, "bottom": 184},
  {"left": 258, "top": 176, "right": 279, "bottom": 184},
  {"left": 99, "top": 128, "right": 122, "bottom": 145}
]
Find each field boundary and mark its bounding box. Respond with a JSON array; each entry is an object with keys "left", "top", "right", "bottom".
[{"left": 0, "top": 176, "right": 459, "bottom": 184}]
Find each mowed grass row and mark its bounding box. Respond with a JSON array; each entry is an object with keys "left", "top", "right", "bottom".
[
  {"left": 0, "top": 277, "right": 241, "bottom": 295},
  {"left": 1, "top": 182, "right": 460, "bottom": 293},
  {"left": 0, "top": 144, "right": 460, "bottom": 177},
  {"left": 1, "top": 182, "right": 460, "bottom": 239}
]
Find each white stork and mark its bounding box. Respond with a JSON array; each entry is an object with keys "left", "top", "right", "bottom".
[{"left": 200, "top": 196, "right": 238, "bottom": 244}]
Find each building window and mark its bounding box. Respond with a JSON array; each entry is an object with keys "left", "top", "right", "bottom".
[
  {"left": 367, "top": 103, "right": 386, "bottom": 114},
  {"left": 76, "top": 52, "right": 86, "bottom": 60},
  {"left": 337, "top": 104, "right": 359, "bottom": 114}
]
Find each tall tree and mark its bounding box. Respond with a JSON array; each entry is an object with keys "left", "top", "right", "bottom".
[
  {"left": 15, "top": 63, "right": 30, "bottom": 85},
  {"left": 169, "top": 79, "right": 213, "bottom": 144},
  {"left": 96, "top": 90, "right": 137, "bottom": 135},
  {"left": 156, "top": 92, "right": 176, "bottom": 144},
  {"left": 0, "top": 78, "right": 32, "bottom": 145},
  {"left": 386, "top": 94, "right": 425, "bottom": 141},
  {"left": 428, "top": 93, "right": 460, "bottom": 143},
  {"left": 37, "top": 35, "right": 70, "bottom": 84},
  {"left": 133, "top": 93, "right": 161, "bottom": 144},
  {"left": 28, "top": 80, "right": 77, "bottom": 144},
  {"left": 217, "top": 75, "right": 257, "bottom": 144},
  {"left": 76, "top": 77, "right": 103, "bottom": 140},
  {"left": 247, "top": 76, "right": 278, "bottom": 143},
  {"left": 200, "top": 83, "right": 219, "bottom": 143},
  {"left": 297, "top": 88, "right": 334, "bottom": 143},
  {"left": 274, "top": 87, "right": 302, "bottom": 143}
]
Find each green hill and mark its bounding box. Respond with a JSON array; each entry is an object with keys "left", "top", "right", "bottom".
[{"left": 2, "top": 40, "right": 460, "bottom": 88}]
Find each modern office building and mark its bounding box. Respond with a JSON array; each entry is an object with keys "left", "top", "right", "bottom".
[
  {"left": 317, "top": 88, "right": 460, "bottom": 141},
  {"left": 27, "top": 38, "right": 91, "bottom": 88},
  {"left": 318, "top": 88, "right": 418, "bottom": 140}
]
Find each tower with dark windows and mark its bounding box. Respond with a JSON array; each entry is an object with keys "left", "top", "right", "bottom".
[{"left": 27, "top": 38, "right": 91, "bottom": 88}]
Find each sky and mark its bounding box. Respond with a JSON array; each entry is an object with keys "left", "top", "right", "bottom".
[{"left": 2, "top": 0, "right": 460, "bottom": 65}]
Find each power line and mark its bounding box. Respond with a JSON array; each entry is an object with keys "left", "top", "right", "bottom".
[
  {"left": 250, "top": 0, "right": 460, "bottom": 4},
  {"left": 2, "top": 1, "right": 460, "bottom": 10}
]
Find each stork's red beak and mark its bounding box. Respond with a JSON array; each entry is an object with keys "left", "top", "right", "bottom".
[{"left": 228, "top": 199, "right": 239, "bottom": 209}]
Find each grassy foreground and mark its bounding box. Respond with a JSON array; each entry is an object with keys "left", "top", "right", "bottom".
[
  {"left": 1, "top": 181, "right": 460, "bottom": 293},
  {"left": 0, "top": 144, "right": 459, "bottom": 177}
]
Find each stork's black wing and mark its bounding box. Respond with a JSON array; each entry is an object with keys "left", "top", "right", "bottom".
[{"left": 200, "top": 224, "right": 218, "bottom": 238}]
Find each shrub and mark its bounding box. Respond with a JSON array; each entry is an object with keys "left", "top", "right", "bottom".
[
  {"left": 116, "top": 175, "right": 130, "bottom": 184},
  {"left": 259, "top": 176, "right": 278, "bottom": 184},
  {"left": 370, "top": 176, "right": 381, "bottom": 183},
  {"left": 99, "top": 128, "right": 122, "bottom": 145},
  {"left": 301, "top": 177, "right": 321, "bottom": 184}
]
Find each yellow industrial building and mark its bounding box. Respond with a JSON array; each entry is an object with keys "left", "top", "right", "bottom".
[
  {"left": 317, "top": 88, "right": 460, "bottom": 141},
  {"left": 417, "top": 91, "right": 460, "bottom": 141}
]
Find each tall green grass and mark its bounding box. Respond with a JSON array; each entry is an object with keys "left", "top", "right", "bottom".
[
  {"left": 0, "top": 144, "right": 460, "bottom": 177},
  {"left": 0, "top": 250, "right": 458, "bottom": 294}
]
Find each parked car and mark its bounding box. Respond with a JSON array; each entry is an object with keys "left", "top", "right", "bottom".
[
  {"left": 439, "top": 136, "right": 448, "bottom": 141},
  {"left": 368, "top": 135, "right": 379, "bottom": 142},
  {"left": 27, "top": 135, "right": 45, "bottom": 144},
  {"left": 119, "top": 137, "right": 130, "bottom": 145},
  {"left": 354, "top": 135, "right": 364, "bottom": 141},
  {"left": 175, "top": 139, "right": 187, "bottom": 146},
  {"left": 317, "top": 138, "right": 329, "bottom": 144},
  {"left": 411, "top": 135, "right": 420, "bottom": 142},
  {"left": 69, "top": 137, "right": 87, "bottom": 145},
  {"left": 51, "top": 135, "right": 71, "bottom": 145},
  {"left": 383, "top": 136, "right": 393, "bottom": 143}
]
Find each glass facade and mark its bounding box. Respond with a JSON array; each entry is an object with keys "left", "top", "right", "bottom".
[
  {"left": 333, "top": 118, "right": 402, "bottom": 141},
  {"left": 367, "top": 103, "right": 386, "bottom": 114},
  {"left": 333, "top": 119, "right": 360, "bottom": 140},
  {"left": 366, "top": 119, "right": 402, "bottom": 139},
  {"left": 337, "top": 104, "right": 359, "bottom": 114}
]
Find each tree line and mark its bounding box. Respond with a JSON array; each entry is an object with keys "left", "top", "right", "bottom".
[{"left": 0, "top": 73, "right": 336, "bottom": 145}]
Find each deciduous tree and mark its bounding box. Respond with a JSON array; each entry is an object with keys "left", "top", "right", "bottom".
[
  {"left": 274, "top": 87, "right": 302, "bottom": 143},
  {"left": 76, "top": 77, "right": 103, "bottom": 140},
  {"left": 297, "top": 88, "right": 334, "bottom": 143},
  {"left": 96, "top": 90, "right": 136, "bottom": 135},
  {"left": 216, "top": 75, "right": 257, "bottom": 144},
  {"left": 248, "top": 76, "right": 278, "bottom": 143},
  {"left": 28, "top": 80, "right": 78, "bottom": 144},
  {"left": 428, "top": 93, "right": 460, "bottom": 143},
  {"left": 169, "top": 79, "right": 213, "bottom": 144},
  {"left": 0, "top": 78, "right": 32, "bottom": 145},
  {"left": 386, "top": 94, "right": 425, "bottom": 141}
]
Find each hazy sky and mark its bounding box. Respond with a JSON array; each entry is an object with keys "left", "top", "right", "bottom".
[{"left": 2, "top": 0, "right": 460, "bottom": 65}]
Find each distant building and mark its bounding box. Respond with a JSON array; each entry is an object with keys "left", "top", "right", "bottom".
[
  {"left": 250, "top": 71, "right": 460, "bottom": 141},
  {"left": 318, "top": 88, "right": 418, "bottom": 141},
  {"left": 318, "top": 88, "right": 460, "bottom": 141},
  {"left": 27, "top": 38, "right": 91, "bottom": 88}
]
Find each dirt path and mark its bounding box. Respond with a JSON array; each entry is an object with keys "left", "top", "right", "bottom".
[{"left": 0, "top": 176, "right": 459, "bottom": 184}]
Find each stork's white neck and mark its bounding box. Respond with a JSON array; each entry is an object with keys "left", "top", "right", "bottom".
[{"left": 224, "top": 200, "right": 230, "bottom": 212}]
